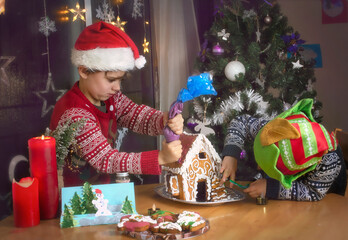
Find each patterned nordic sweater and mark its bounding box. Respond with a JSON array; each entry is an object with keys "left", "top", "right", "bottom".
[
  {"left": 50, "top": 82, "right": 164, "bottom": 187},
  {"left": 222, "top": 114, "right": 346, "bottom": 201}
]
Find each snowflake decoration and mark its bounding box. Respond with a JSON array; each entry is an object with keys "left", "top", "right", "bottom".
[
  {"left": 38, "top": 16, "right": 57, "bottom": 37},
  {"left": 96, "top": 0, "right": 115, "bottom": 23},
  {"left": 132, "top": 0, "right": 143, "bottom": 19},
  {"left": 242, "top": 9, "right": 257, "bottom": 20}
]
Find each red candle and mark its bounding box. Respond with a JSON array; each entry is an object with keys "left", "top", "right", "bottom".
[
  {"left": 28, "top": 136, "right": 59, "bottom": 219},
  {"left": 12, "top": 177, "right": 40, "bottom": 227}
]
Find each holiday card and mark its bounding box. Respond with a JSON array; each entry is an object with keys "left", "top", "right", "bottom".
[
  {"left": 300, "top": 44, "right": 323, "bottom": 68},
  {"left": 322, "top": 0, "right": 348, "bottom": 24},
  {"left": 60, "top": 182, "right": 137, "bottom": 228}
]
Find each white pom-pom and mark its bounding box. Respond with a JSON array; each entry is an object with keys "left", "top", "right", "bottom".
[{"left": 135, "top": 55, "right": 146, "bottom": 69}]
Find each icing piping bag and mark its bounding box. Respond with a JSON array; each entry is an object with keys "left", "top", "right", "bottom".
[
  {"left": 229, "top": 179, "right": 249, "bottom": 189},
  {"left": 163, "top": 73, "right": 217, "bottom": 145}
]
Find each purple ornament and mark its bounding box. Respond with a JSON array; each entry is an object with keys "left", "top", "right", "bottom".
[
  {"left": 240, "top": 149, "right": 247, "bottom": 159},
  {"left": 186, "top": 117, "right": 198, "bottom": 132},
  {"left": 212, "top": 43, "right": 224, "bottom": 56}
]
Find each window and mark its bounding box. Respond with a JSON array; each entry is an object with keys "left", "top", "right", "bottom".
[{"left": 198, "top": 152, "right": 207, "bottom": 160}]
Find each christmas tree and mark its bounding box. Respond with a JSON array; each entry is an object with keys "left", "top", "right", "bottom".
[
  {"left": 121, "top": 196, "right": 135, "bottom": 214},
  {"left": 61, "top": 204, "right": 75, "bottom": 228},
  {"left": 192, "top": 0, "right": 321, "bottom": 180},
  {"left": 70, "top": 192, "right": 84, "bottom": 215},
  {"left": 81, "top": 182, "right": 97, "bottom": 214},
  {"left": 190, "top": 0, "right": 322, "bottom": 179}
]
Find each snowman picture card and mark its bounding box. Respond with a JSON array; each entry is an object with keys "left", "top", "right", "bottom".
[{"left": 60, "top": 182, "right": 137, "bottom": 228}]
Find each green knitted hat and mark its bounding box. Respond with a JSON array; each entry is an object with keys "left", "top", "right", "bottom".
[{"left": 254, "top": 99, "right": 337, "bottom": 189}]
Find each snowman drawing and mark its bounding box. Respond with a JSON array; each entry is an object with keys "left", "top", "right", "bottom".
[{"left": 92, "top": 189, "right": 112, "bottom": 216}]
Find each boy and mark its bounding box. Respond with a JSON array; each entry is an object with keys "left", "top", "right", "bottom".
[
  {"left": 220, "top": 99, "right": 346, "bottom": 201},
  {"left": 50, "top": 21, "right": 183, "bottom": 187}
]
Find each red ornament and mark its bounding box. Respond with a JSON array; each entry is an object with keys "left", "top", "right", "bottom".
[
  {"left": 212, "top": 43, "right": 224, "bottom": 55},
  {"left": 28, "top": 136, "right": 59, "bottom": 220},
  {"left": 12, "top": 177, "right": 40, "bottom": 228}
]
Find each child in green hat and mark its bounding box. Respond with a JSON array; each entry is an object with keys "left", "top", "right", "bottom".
[{"left": 220, "top": 99, "right": 346, "bottom": 201}]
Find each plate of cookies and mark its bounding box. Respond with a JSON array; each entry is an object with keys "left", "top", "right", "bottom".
[
  {"left": 116, "top": 210, "right": 209, "bottom": 239},
  {"left": 154, "top": 185, "right": 245, "bottom": 205}
]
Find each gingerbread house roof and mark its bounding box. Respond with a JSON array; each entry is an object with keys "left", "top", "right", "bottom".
[{"left": 163, "top": 132, "right": 221, "bottom": 170}]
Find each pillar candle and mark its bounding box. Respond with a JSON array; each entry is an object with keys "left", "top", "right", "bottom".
[
  {"left": 28, "top": 136, "right": 59, "bottom": 219},
  {"left": 12, "top": 177, "right": 40, "bottom": 227}
]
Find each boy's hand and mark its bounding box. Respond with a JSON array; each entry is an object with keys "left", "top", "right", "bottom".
[
  {"left": 219, "top": 156, "right": 238, "bottom": 187},
  {"left": 166, "top": 114, "right": 184, "bottom": 135},
  {"left": 158, "top": 139, "right": 182, "bottom": 165},
  {"left": 243, "top": 179, "right": 267, "bottom": 198}
]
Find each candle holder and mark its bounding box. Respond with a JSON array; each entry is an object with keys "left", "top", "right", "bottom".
[
  {"left": 148, "top": 204, "right": 160, "bottom": 215},
  {"left": 256, "top": 195, "right": 267, "bottom": 205},
  {"left": 28, "top": 136, "right": 59, "bottom": 219}
]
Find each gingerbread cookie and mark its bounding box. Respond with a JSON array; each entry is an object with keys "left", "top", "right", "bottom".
[
  {"left": 177, "top": 211, "right": 206, "bottom": 232},
  {"left": 158, "top": 221, "right": 182, "bottom": 234}
]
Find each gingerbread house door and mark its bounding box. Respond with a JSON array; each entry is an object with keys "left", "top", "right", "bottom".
[{"left": 196, "top": 179, "right": 207, "bottom": 202}]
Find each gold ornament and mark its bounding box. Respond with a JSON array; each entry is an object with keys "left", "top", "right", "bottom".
[
  {"left": 69, "top": 2, "right": 86, "bottom": 22},
  {"left": 264, "top": 14, "right": 272, "bottom": 24}
]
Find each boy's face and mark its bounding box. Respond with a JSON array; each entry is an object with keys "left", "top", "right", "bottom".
[{"left": 80, "top": 68, "right": 126, "bottom": 105}]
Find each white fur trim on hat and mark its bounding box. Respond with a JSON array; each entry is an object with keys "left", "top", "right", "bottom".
[
  {"left": 71, "top": 47, "right": 138, "bottom": 71},
  {"left": 135, "top": 55, "right": 146, "bottom": 69}
]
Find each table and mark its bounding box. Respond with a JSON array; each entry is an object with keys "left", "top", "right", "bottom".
[{"left": 1, "top": 183, "right": 348, "bottom": 240}]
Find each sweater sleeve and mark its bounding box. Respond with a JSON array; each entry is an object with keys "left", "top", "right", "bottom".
[
  {"left": 222, "top": 114, "right": 268, "bottom": 160},
  {"left": 113, "top": 92, "right": 164, "bottom": 136},
  {"left": 267, "top": 150, "right": 343, "bottom": 201},
  {"left": 57, "top": 108, "right": 161, "bottom": 175}
]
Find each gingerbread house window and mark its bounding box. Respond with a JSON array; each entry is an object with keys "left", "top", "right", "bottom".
[{"left": 198, "top": 152, "right": 207, "bottom": 160}]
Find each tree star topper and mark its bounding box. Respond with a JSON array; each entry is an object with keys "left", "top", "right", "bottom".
[{"left": 69, "top": 2, "right": 86, "bottom": 22}]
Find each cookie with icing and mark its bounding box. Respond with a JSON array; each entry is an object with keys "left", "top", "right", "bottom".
[
  {"left": 177, "top": 211, "right": 206, "bottom": 232},
  {"left": 158, "top": 221, "right": 182, "bottom": 234}
]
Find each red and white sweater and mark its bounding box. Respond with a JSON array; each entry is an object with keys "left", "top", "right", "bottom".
[{"left": 50, "top": 82, "right": 164, "bottom": 187}]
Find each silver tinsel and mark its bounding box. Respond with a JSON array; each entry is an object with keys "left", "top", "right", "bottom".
[{"left": 211, "top": 89, "right": 274, "bottom": 125}]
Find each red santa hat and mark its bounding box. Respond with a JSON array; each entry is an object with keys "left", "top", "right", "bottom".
[
  {"left": 71, "top": 21, "right": 146, "bottom": 71},
  {"left": 93, "top": 189, "right": 102, "bottom": 194}
]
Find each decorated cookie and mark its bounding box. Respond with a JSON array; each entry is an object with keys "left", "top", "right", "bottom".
[
  {"left": 123, "top": 221, "right": 150, "bottom": 232},
  {"left": 150, "top": 210, "right": 176, "bottom": 220},
  {"left": 158, "top": 221, "right": 182, "bottom": 234},
  {"left": 177, "top": 211, "right": 205, "bottom": 232}
]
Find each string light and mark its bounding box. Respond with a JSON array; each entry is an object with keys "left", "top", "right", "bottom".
[
  {"left": 114, "top": 5, "right": 127, "bottom": 31},
  {"left": 113, "top": 0, "right": 124, "bottom": 4},
  {"left": 57, "top": 7, "right": 70, "bottom": 22},
  {"left": 142, "top": 6, "right": 149, "bottom": 54},
  {"left": 69, "top": 2, "right": 86, "bottom": 22},
  {"left": 0, "top": 0, "right": 5, "bottom": 15}
]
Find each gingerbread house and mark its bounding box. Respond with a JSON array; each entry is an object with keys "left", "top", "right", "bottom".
[{"left": 162, "top": 133, "right": 227, "bottom": 202}]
